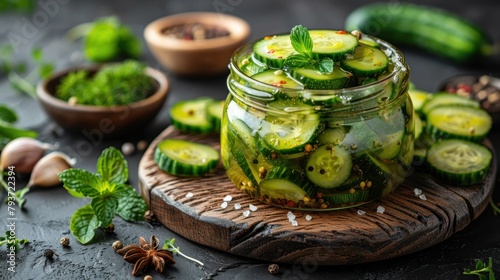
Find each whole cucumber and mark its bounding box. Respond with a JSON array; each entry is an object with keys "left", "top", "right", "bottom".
[{"left": 345, "top": 3, "right": 493, "bottom": 64}]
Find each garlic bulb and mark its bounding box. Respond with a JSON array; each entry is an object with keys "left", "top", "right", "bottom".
[
  {"left": 0, "top": 137, "right": 54, "bottom": 173},
  {"left": 28, "top": 152, "right": 76, "bottom": 188}
]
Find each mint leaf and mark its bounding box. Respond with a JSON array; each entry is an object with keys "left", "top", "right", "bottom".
[
  {"left": 59, "top": 169, "right": 102, "bottom": 197},
  {"left": 113, "top": 183, "right": 138, "bottom": 198},
  {"left": 97, "top": 147, "right": 128, "bottom": 184},
  {"left": 70, "top": 204, "right": 100, "bottom": 244},
  {"left": 290, "top": 25, "right": 313, "bottom": 56},
  {"left": 116, "top": 194, "right": 147, "bottom": 222},
  {"left": 91, "top": 195, "right": 118, "bottom": 227},
  {"left": 0, "top": 121, "right": 37, "bottom": 139},
  {"left": 318, "top": 57, "right": 334, "bottom": 74},
  {"left": 283, "top": 54, "right": 311, "bottom": 69}
]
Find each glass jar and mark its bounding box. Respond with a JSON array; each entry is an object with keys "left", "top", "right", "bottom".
[{"left": 221, "top": 35, "right": 413, "bottom": 210}]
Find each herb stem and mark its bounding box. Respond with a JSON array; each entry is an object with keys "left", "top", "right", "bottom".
[
  {"left": 175, "top": 249, "right": 205, "bottom": 266},
  {"left": 8, "top": 72, "right": 37, "bottom": 98}
]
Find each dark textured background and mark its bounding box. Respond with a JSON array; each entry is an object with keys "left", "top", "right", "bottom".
[{"left": 1, "top": 0, "right": 499, "bottom": 279}]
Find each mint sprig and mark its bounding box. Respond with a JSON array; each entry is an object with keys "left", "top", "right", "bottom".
[
  {"left": 283, "top": 25, "right": 334, "bottom": 74},
  {"left": 59, "top": 147, "right": 148, "bottom": 244}
]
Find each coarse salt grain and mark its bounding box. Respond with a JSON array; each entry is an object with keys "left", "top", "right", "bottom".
[
  {"left": 287, "top": 211, "right": 295, "bottom": 220},
  {"left": 357, "top": 210, "right": 366, "bottom": 215},
  {"left": 221, "top": 202, "right": 228, "bottom": 209},
  {"left": 249, "top": 204, "right": 257, "bottom": 211},
  {"left": 419, "top": 194, "right": 427, "bottom": 201},
  {"left": 234, "top": 203, "right": 241, "bottom": 210},
  {"left": 223, "top": 195, "right": 232, "bottom": 202},
  {"left": 242, "top": 210, "right": 250, "bottom": 217},
  {"left": 376, "top": 206, "right": 385, "bottom": 214},
  {"left": 290, "top": 220, "right": 298, "bottom": 227},
  {"left": 414, "top": 188, "right": 422, "bottom": 196},
  {"left": 305, "top": 215, "right": 312, "bottom": 221},
  {"left": 185, "top": 192, "right": 194, "bottom": 198}
]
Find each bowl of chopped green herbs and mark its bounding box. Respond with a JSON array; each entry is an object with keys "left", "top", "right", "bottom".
[{"left": 36, "top": 60, "right": 169, "bottom": 138}]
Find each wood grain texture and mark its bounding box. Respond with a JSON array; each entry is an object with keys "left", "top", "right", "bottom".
[{"left": 138, "top": 126, "right": 497, "bottom": 265}]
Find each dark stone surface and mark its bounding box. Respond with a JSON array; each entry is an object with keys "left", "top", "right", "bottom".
[{"left": 0, "top": 0, "right": 499, "bottom": 279}]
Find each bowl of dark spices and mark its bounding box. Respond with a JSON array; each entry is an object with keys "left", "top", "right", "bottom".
[
  {"left": 144, "top": 12, "right": 250, "bottom": 76},
  {"left": 440, "top": 74, "right": 500, "bottom": 125},
  {"left": 37, "top": 60, "right": 169, "bottom": 138}
]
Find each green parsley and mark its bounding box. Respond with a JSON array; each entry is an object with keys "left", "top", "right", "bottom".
[
  {"left": 58, "top": 147, "right": 148, "bottom": 244},
  {"left": 283, "top": 25, "right": 334, "bottom": 74},
  {"left": 55, "top": 60, "right": 155, "bottom": 106},
  {"left": 463, "top": 257, "right": 495, "bottom": 280},
  {"left": 67, "top": 16, "right": 141, "bottom": 62}
]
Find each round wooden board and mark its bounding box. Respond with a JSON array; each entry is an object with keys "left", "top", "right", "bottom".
[{"left": 138, "top": 126, "right": 497, "bottom": 265}]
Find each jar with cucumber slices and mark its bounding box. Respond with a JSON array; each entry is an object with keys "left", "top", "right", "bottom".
[{"left": 221, "top": 26, "right": 414, "bottom": 210}]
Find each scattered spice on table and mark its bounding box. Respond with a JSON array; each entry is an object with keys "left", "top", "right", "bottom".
[
  {"left": 268, "top": 263, "right": 280, "bottom": 275},
  {"left": 444, "top": 75, "right": 500, "bottom": 113},
  {"left": 117, "top": 235, "right": 175, "bottom": 276},
  {"left": 162, "top": 23, "right": 230, "bottom": 40},
  {"left": 60, "top": 237, "right": 70, "bottom": 247}
]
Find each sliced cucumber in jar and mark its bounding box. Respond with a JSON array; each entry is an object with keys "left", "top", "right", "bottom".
[
  {"left": 261, "top": 113, "right": 323, "bottom": 154},
  {"left": 170, "top": 97, "right": 214, "bottom": 133},
  {"left": 289, "top": 66, "right": 353, "bottom": 90},
  {"left": 251, "top": 69, "right": 302, "bottom": 88},
  {"left": 253, "top": 34, "right": 296, "bottom": 68},
  {"left": 259, "top": 179, "right": 308, "bottom": 202},
  {"left": 305, "top": 144, "right": 352, "bottom": 189},
  {"left": 321, "top": 189, "right": 370, "bottom": 206},
  {"left": 340, "top": 44, "right": 389, "bottom": 77},
  {"left": 154, "top": 139, "right": 219, "bottom": 177},
  {"left": 426, "top": 139, "right": 492, "bottom": 186},
  {"left": 426, "top": 105, "right": 492, "bottom": 142},
  {"left": 408, "top": 88, "right": 431, "bottom": 114},
  {"left": 309, "top": 30, "right": 359, "bottom": 61}
]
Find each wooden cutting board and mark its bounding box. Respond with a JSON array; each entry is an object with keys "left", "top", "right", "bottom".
[{"left": 138, "top": 126, "right": 497, "bottom": 265}]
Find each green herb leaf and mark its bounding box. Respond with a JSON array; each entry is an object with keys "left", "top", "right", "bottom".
[
  {"left": 464, "top": 257, "right": 495, "bottom": 279},
  {"left": 70, "top": 204, "right": 100, "bottom": 244},
  {"left": 32, "top": 48, "right": 43, "bottom": 62},
  {"left": 283, "top": 54, "right": 311, "bottom": 69},
  {"left": 91, "top": 195, "right": 118, "bottom": 227},
  {"left": 58, "top": 169, "right": 102, "bottom": 197},
  {"left": 116, "top": 193, "right": 148, "bottom": 222},
  {"left": 163, "top": 238, "right": 204, "bottom": 266},
  {"left": 318, "top": 57, "right": 334, "bottom": 74},
  {"left": 97, "top": 147, "right": 128, "bottom": 184},
  {"left": 0, "top": 105, "right": 18, "bottom": 124},
  {"left": 290, "top": 25, "right": 313, "bottom": 56}
]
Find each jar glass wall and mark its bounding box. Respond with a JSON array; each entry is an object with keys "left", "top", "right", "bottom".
[{"left": 221, "top": 34, "right": 413, "bottom": 210}]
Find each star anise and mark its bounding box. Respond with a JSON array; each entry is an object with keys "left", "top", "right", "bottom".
[{"left": 117, "top": 235, "right": 175, "bottom": 276}]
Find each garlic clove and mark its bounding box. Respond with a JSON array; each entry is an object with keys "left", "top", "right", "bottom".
[
  {"left": 28, "top": 151, "right": 76, "bottom": 188},
  {"left": 0, "top": 137, "right": 55, "bottom": 174}
]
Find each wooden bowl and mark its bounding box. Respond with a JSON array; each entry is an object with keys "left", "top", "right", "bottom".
[
  {"left": 36, "top": 65, "right": 169, "bottom": 139},
  {"left": 144, "top": 12, "right": 250, "bottom": 76}
]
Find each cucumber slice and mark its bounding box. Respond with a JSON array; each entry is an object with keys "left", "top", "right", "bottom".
[
  {"left": 154, "top": 139, "right": 219, "bottom": 176},
  {"left": 289, "top": 67, "right": 352, "bottom": 89},
  {"left": 426, "top": 139, "right": 492, "bottom": 186},
  {"left": 408, "top": 89, "right": 431, "bottom": 114},
  {"left": 426, "top": 105, "right": 492, "bottom": 142},
  {"left": 206, "top": 100, "right": 224, "bottom": 132},
  {"left": 359, "top": 38, "right": 380, "bottom": 48},
  {"left": 259, "top": 179, "right": 308, "bottom": 202},
  {"left": 317, "top": 127, "right": 347, "bottom": 145},
  {"left": 240, "top": 56, "right": 267, "bottom": 76},
  {"left": 421, "top": 92, "right": 479, "bottom": 117},
  {"left": 261, "top": 114, "right": 323, "bottom": 154},
  {"left": 305, "top": 144, "right": 352, "bottom": 189},
  {"left": 377, "top": 130, "right": 404, "bottom": 160},
  {"left": 251, "top": 69, "right": 302, "bottom": 88},
  {"left": 340, "top": 44, "right": 389, "bottom": 77},
  {"left": 309, "top": 30, "right": 359, "bottom": 61},
  {"left": 253, "top": 35, "right": 296, "bottom": 68},
  {"left": 322, "top": 189, "right": 370, "bottom": 206},
  {"left": 170, "top": 97, "right": 214, "bottom": 133}
]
